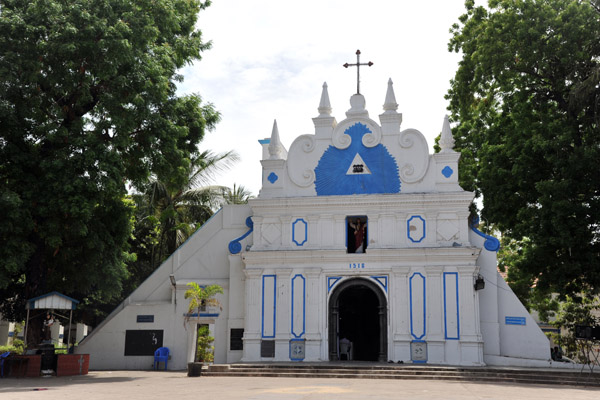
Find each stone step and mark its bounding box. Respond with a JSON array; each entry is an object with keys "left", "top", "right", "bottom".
[{"left": 204, "top": 364, "right": 600, "bottom": 387}]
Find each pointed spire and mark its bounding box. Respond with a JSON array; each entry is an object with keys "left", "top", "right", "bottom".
[
  {"left": 268, "top": 119, "right": 284, "bottom": 159},
  {"left": 317, "top": 82, "right": 332, "bottom": 117},
  {"left": 383, "top": 78, "right": 398, "bottom": 112},
  {"left": 439, "top": 115, "right": 456, "bottom": 153}
]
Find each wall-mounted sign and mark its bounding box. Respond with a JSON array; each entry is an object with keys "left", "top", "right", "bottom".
[
  {"left": 137, "top": 315, "right": 154, "bottom": 323},
  {"left": 505, "top": 316, "right": 526, "bottom": 326}
]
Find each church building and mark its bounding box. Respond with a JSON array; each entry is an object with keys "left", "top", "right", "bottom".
[{"left": 77, "top": 77, "right": 551, "bottom": 370}]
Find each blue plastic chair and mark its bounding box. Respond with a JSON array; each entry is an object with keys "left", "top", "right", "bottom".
[
  {"left": 153, "top": 347, "right": 169, "bottom": 370},
  {"left": 1, "top": 351, "right": 10, "bottom": 378}
]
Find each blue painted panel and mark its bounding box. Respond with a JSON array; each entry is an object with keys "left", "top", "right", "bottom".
[
  {"left": 289, "top": 338, "right": 305, "bottom": 361},
  {"left": 409, "top": 273, "right": 426, "bottom": 340},
  {"left": 262, "top": 275, "right": 277, "bottom": 338},
  {"left": 291, "top": 274, "right": 306, "bottom": 338},
  {"left": 505, "top": 316, "right": 526, "bottom": 326},
  {"left": 443, "top": 272, "right": 460, "bottom": 340},
  {"left": 314, "top": 123, "right": 400, "bottom": 195},
  {"left": 267, "top": 172, "right": 278, "bottom": 184},
  {"left": 442, "top": 166, "right": 454, "bottom": 178},
  {"left": 407, "top": 216, "right": 426, "bottom": 243},
  {"left": 292, "top": 218, "right": 308, "bottom": 246},
  {"left": 410, "top": 340, "right": 428, "bottom": 363}
]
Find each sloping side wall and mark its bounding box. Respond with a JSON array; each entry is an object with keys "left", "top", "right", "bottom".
[
  {"left": 76, "top": 205, "right": 252, "bottom": 370},
  {"left": 472, "top": 230, "right": 550, "bottom": 366}
]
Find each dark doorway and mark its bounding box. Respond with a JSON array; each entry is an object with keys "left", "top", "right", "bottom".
[{"left": 328, "top": 278, "right": 387, "bottom": 362}]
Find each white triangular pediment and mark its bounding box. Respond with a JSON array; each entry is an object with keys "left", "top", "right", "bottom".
[{"left": 346, "top": 153, "right": 371, "bottom": 175}]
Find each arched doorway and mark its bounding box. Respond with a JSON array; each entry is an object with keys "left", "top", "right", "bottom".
[{"left": 328, "top": 278, "right": 387, "bottom": 361}]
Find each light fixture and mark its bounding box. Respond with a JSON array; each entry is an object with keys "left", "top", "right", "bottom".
[
  {"left": 474, "top": 275, "right": 485, "bottom": 291},
  {"left": 169, "top": 274, "right": 176, "bottom": 287}
]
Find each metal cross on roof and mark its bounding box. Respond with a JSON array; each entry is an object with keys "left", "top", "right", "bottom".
[{"left": 343, "top": 49, "right": 373, "bottom": 94}]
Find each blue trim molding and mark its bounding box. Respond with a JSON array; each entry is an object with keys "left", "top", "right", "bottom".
[
  {"left": 229, "top": 216, "right": 254, "bottom": 254},
  {"left": 292, "top": 218, "right": 308, "bottom": 246},
  {"left": 443, "top": 272, "right": 460, "bottom": 340},
  {"left": 409, "top": 272, "right": 426, "bottom": 340},
  {"left": 261, "top": 275, "right": 277, "bottom": 339},
  {"left": 442, "top": 166, "right": 453, "bottom": 178},
  {"left": 470, "top": 216, "right": 500, "bottom": 252},
  {"left": 371, "top": 276, "right": 388, "bottom": 292},
  {"left": 327, "top": 277, "right": 342, "bottom": 292},
  {"left": 291, "top": 274, "right": 306, "bottom": 338},
  {"left": 407, "top": 215, "right": 426, "bottom": 243}
]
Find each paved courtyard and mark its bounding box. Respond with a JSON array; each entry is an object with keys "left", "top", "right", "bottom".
[{"left": 1, "top": 371, "right": 600, "bottom": 400}]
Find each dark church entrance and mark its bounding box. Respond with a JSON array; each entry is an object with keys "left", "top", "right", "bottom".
[{"left": 328, "top": 278, "right": 387, "bottom": 362}]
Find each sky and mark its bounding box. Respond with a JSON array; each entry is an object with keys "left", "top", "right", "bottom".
[{"left": 180, "top": 0, "right": 471, "bottom": 197}]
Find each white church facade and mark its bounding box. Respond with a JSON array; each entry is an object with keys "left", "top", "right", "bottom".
[{"left": 77, "top": 79, "right": 551, "bottom": 369}]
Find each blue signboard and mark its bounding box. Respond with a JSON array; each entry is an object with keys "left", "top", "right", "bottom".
[{"left": 505, "top": 316, "right": 526, "bottom": 326}]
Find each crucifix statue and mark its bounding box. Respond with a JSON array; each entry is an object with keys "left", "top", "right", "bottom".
[{"left": 343, "top": 50, "right": 373, "bottom": 94}]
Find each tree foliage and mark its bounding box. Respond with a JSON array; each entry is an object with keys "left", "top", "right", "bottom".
[
  {"left": 447, "top": 0, "right": 600, "bottom": 301},
  {"left": 184, "top": 282, "right": 223, "bottom": 317},
  {"left": 550, "top": 295, "right": 600, "bottom": 362},
  {"left": 125, "top": 150, "right": 239, "bottom": 295},
  {"left": 220, "top": 183, "right": 254, "bottom": 205},
  {"left": 0, "top": 0, "right": 219, "bottom": 330}
]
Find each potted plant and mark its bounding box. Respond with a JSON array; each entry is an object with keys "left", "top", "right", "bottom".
[{"left": 184, "top": 283, "right": 223, "bottom": 377}]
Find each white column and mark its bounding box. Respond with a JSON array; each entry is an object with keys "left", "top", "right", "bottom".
[
  {"left": 307, "top": 215, "right": 319, "bottom": 249},
  {"left": 426, "top": 266, "right": 445, "bottom": 363},
  {"left": 275, "top": 268, "right": 292, "bottom": 360},
  {"left": 392, "top": 266, "right": 411, "bottom": 361},
  {"left": 242, "top": 268, "right": 263, "bottom": 361},
  {"left": 367, "top": 213, "right": 379, "bottom": 249},
  {"left": 304, "top": 268, "right": 322, "bottom": 361},
  {"left": 280, "top": 216, "right": 292, "bottom": 249},
  {"left": 457, "top": 265, "right": 484, "bottom": 365},
  {"left": 334, "top": 215, "right": 347, "bottom": 249}
]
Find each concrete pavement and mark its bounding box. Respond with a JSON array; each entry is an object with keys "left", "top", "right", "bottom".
[{"left": 1, "top": 370, "right": 600, "bottom": 400}]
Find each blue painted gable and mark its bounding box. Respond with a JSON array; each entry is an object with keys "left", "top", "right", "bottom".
[{"left": 314, "top": 122, "right": 400, "bottom": 195}]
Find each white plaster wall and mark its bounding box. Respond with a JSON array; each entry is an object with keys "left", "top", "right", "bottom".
[
  {"left": 0, "top": 320, "right": 15, "bottom": 346},
  {"left": 76, "top": 205, "right": 251, "bottom": 370},
  {"left": 471, "top": 230, "right": 550, "bottom": 365}
]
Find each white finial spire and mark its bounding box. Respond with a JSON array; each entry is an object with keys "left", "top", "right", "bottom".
[
  {"left": 383, "top": 78, "right": 398, "bottom": 112},
  {"left": 317, "top": 82, "right": 332, "bottom": 117},
  {"left": 268, "top": 120, "right": 284, "bottom": 159},
  {"left": 439, "top": 115, "right": 456, "bottom": 153}
]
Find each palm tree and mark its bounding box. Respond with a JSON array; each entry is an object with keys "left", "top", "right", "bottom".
[
  {"left": 143, "top": 150, "right": 239, "bottom": 266},
  {"left": 221, "top": 183, "right": 254, "bottom": 205}
]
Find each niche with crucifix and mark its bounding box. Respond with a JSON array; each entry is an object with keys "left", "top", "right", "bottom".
[{"left": 346, "top": 216, "right": 368, "bottom": 253}]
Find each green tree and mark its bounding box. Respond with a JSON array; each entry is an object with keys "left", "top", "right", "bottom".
[
  {"left": 126, "top": 150, "right": 238, "bottom": 290},
  {"left": 551, "top": 295, "right": 600, "bottom": 362},
  {"left": 447, "top": 0, "right": 600, "bottom": 302},
  {"left": 184, "top": 282, "right": 223, "bottom": 320},
  {"left": 221, "top": 183, "right": 254, "bottom": 205},
  {"left": 0, "top": 0, "right": 219, "bottom": 338}
]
